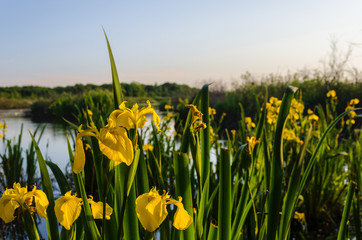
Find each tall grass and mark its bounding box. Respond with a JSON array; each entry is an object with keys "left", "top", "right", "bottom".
[{"left": 0, "top": 34, "right": 361, "bottom": 240}]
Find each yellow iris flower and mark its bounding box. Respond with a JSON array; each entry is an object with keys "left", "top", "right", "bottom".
[
  {"left": 163, "top": 112, "right": 177, "bottom": 121},
  {"left": 0, "top": 183, "right": 49, "bottom": 223},
  {"left": 164, "top": 104, "right": 173, "bottom": 110},
  {"left": 142, "top": 144, "right": 154, "bottom": 152},
  {"left": 326, "top": 90, "right": 336, "bottom": 98},
  {"left": 54, "top": 191, "right": 113, "bottom": 230},
  {"left": 135, "top": 187, "right": 193, "bottom": 232},
  {"left": 246, "top": 136, "right": 260, "bottom": 153},
  {"left": 73, "top": 122, "right": 134, "bottom": 173},
  {"left": 88, "top": 196, "right": 113, "bottom": 220},
  {"left": 108, "top": 100, "right": 161, "bottom": 131},
  {"left": 54, "top": 191, "right": 83, "bottom": 230},
  {"left": 307, "top": 109, "right": 319, "bottom": 122},
  {"left": 185, "top": 104, "right": 206, "bottom": 132},
  {"left": 294, "top": 211, "right": 306, "bottom": 224},
  {"left": 245, "top": 117, "right": 256, "bottom": 128}
]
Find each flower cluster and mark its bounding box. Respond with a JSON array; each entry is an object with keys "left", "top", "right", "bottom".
[
  {"left": 185, "top": 104, "right": 206, "bottom": 132},
  {"left": 245, "top": 117, "right": 256, "bottom": 129},
  {"left": 73, "top": 101, "right": 160, "bottom": 173},
  {"left": 0, "top": 120, "right": 7, "bottom": 138},
  {"left": 289, "top": 98, "right": 304, "bottom": 123},
  {"left": 283, "top": 128, "right": 303, "bottom": 145},
  {"left": 266, "top": 97, "right": 282, "bottom": 125},
  {"left": 246, "top": 136, "right": 260, "bottom": 153},
  {"left": 0, "top": 183, "right": 48, "bottom": 223},
  {"left": 307, "top": 109, "right": 319, "bottom": 122},
  {"left": 345, "top": 98, "right": 359, "bottom": 125},
  {"left": 326, "top": 90, "right": 337, "bottom": 105}
]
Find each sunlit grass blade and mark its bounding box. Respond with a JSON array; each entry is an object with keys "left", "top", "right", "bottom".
[
  {"left": 207, "top": 223, "right": 218, "bottom": 240},
  {"left": 30, "top": 131, "right": 60, "bottom": 240},
  {"left": 103, "top": 29, "right": 123, "bottom": 107},
  {"left": 123, "top": 184, "right": 140, "bottom": 240},
  {"left": 199, "top": 84, "right": 210, "bottom": 188},
  {"left": 278, "top": 125, "right": 312, "bottom": 240},
  {"left": 173, "top": 151, "right": 195, "bottom": 240},
  {"left": 232, "top": 190, "right": 265, "bottom": 239},
  {"left": 27, "top": 124, "right": 46, "bottom": 188},
  {"left": 266, "top": 86, "right": 297, "bottom": 240},
  {"left": 238, "top": 102, "right": 247, "bottom": 143},
  {"left": 254, "top": 90, "right": 267, "bottom": 140},
  {"left": 196, "top": 173, "right": 210, "bottom": 239},
  {"left": 218, "top": 148, "right": 231, "bottom": 240},
  {"left": 126, "top": 147, "right": 140, "bottom": 196},
  {"left": 337, "top": 181, "right": 356, "bottom": 240},
  {"left": 231, "top": 172, "right": 249, "bottom": 239},
  {"left": 296, "top": 108, "right": 362, "bottom": 200},
  {"left": 352, "top": 192, "right": 361, "bottom": 240},
  {"left": 353, "top": 132, "right": 362, "bottom": 240},
  {"left": 136, "top": 134, "right": 150, "bottom": 195}
]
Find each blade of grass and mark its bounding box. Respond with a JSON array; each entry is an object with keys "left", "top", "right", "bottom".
[
  {"left": 173, "top": 151, "right": 195, "bottom": 240},
  {"left": 218, "top": 148, "right": 231, "bottom": 240},
  {"left": 103, "top": 29, "right": 124, "bottom": 108},
  {"left": 199, "top": 84, "right": 210, "bottom": 188},
  {"left": 45, "top": 160, "right": 71, "bottom": 195},
  {"left": 30, "top": 132, "right": 59, "bottom": 240},
  {"left": 266, "top": 86, "right": 297, "bottom": 240},
  {"left": 337, "top": 181, "right": 356, "bottom": 240},
  {"left": 22, "top": 206, "right": 40, "bottom": 240},
  {"left": 296, "top": 108, "right": 362, "bottom": 201},
  {"left": 278, "top": 125, "right": 313, "bottom": 240}
]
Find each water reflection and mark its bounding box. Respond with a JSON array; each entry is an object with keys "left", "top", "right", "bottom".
[{"left": 0, "top": 109, "right": 70, "bottom": 172}]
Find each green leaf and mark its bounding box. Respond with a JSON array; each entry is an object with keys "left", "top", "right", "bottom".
[
  {"left": 266, "top": 86, "right": 297, "bottom": 240},
  {"left": 199, "top": 84, "right": 210, "bottom": 188},
  {"left": 22, "top": 206, "right": 40, "bottom": 240},
  {"left": 218, "top": 148, "right": 231, "bottom": 240},
  {"left": 173, "top": 151, "right": 195, "bottom": 240},
  {"left": 30, "top": 131, "right": 60, "bottom": 240},
  {"left": 278, "top": 125, "right": 313, "bottom": 240},
  {"left": 126, "top": 147, "right": 141, "bottom": 197},
  {"left": 337, "top": 181, "right": 356, "bottom": 240},
  {"left": 45, "top": 160, "right": 71, "bottom": 195},
  {"left": 103, "top": 29, "right": 123, "bottom": 108}
]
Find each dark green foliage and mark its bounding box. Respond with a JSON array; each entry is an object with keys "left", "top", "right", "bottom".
[{"left": 213, "top": 77, "right": 362, "bottom": 132}]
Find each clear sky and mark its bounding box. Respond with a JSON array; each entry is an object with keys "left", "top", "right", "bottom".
[{"left": 1, "top": 1, "right": 362, "bottom": 88}]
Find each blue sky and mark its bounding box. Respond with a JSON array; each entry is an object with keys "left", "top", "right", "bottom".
[{"left": 1, "top": 1, "right": 362, "bottom": 87}]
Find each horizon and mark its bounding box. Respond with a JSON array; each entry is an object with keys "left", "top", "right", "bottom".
[{"left": 1, "top": 1, "right": 362, "bottom": 89}]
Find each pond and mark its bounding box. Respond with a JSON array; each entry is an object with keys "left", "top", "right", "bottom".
[{"left": 0, "top": 109, "right": 70, "bottom": 173}]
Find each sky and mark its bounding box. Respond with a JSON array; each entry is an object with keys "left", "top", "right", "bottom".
[{"left": 1, "top": 1, "right": 362, "bottom": 88}]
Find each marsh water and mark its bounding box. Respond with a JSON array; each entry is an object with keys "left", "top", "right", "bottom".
[{"left": 0, "top": 109, "right": 70, "bottom": 172}]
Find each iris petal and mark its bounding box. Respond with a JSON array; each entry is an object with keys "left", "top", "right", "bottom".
[
  {"left": 54, "top": 191, "right": 82, "bottom": 230},
  {"left": 88, "top": 197, "right": 113, "bottom": 220},
  {"left": 73, "top": 137, "right": 86, "bottom": 174},
  {"left": 98, "top": 127, "right": 134, "bottom": 166},
  {"left": 136, "top": 189, "right": 167, "bottom": 232}
]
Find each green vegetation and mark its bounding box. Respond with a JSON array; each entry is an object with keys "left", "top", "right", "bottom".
[
  {"left": 0, "top": 83, "right": 199, "bottom": 121},
  {"left": 0, "top": 36, "right": 361, "bottom": 240},
  {"left": 212, "top": 75, "right": 362, "bottom": 132}
]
